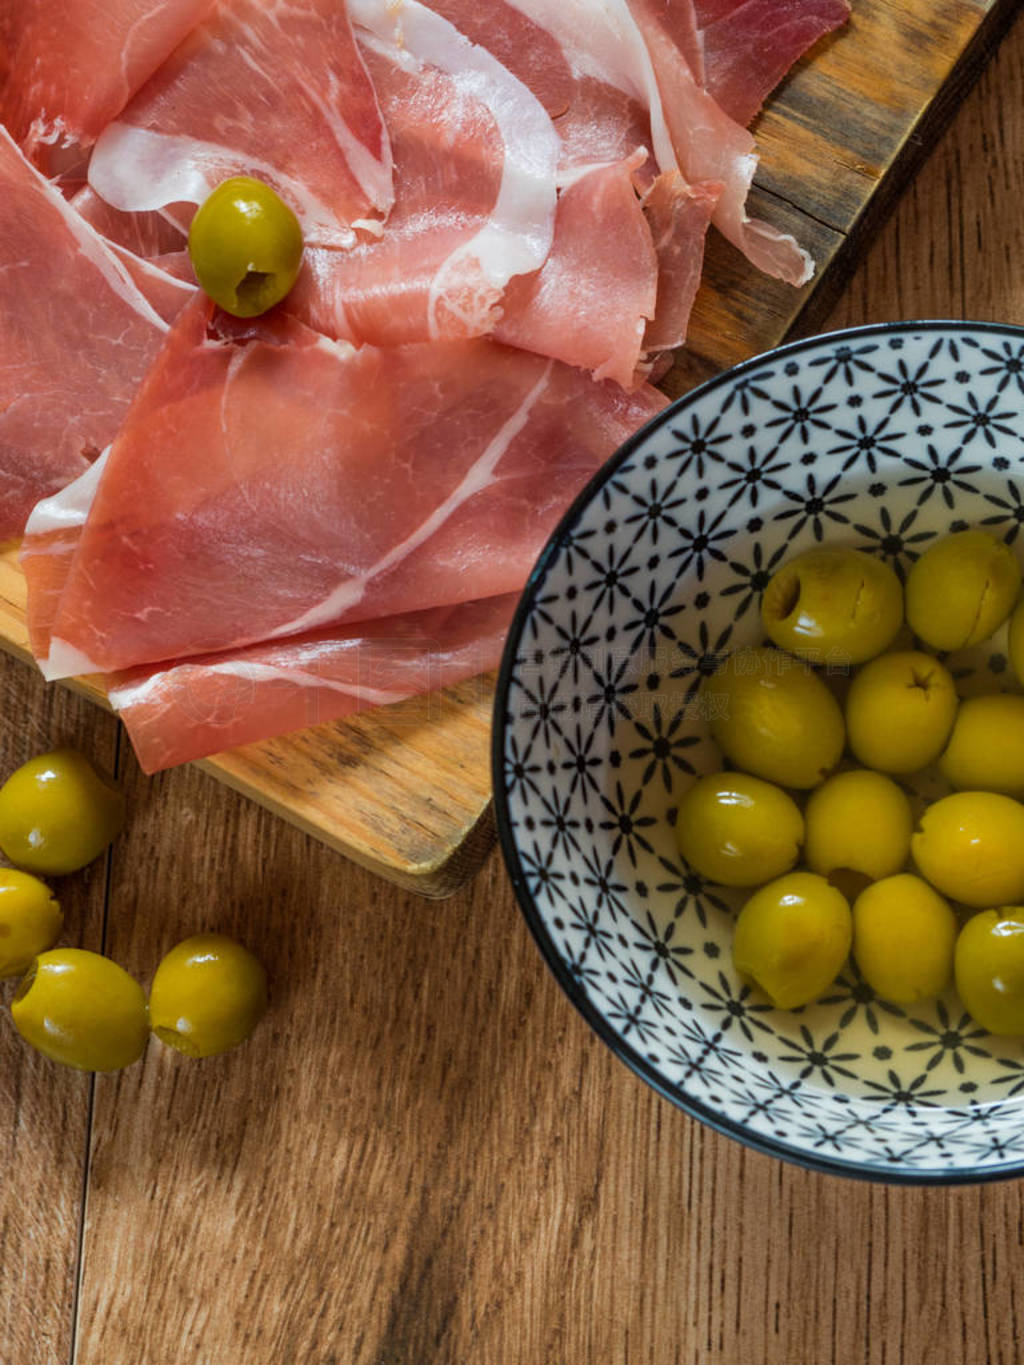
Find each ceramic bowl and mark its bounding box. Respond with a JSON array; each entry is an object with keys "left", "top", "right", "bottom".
[{"left": 493, "top": 320, "right": 1024, "bottom": 1183}]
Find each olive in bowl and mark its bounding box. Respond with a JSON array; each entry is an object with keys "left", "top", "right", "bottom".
[
  {"left": 760, "top": 546, "right": 902, "bottom": 664},
  {"left": 494, "top": 319, "right": 1024, "bottom": 1182}
]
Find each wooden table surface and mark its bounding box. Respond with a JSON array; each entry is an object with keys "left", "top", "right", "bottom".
[{"left": 4, "top": 13, "right": 1024, "bottom": 1364}]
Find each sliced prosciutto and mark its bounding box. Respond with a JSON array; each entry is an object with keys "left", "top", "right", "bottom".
[
  {"left": 298, "top": 0, "right": 704, "bottom": 371},
  {"left": 88, "top": 0, "right": 394, "bottom": 248},
  {"left": 501, "top": 0, "right": 812, "bottom": 284},
  {"left": 0, "top": 0, "right": 214, "bottom": 168},
  {"left": 628, "top": 0, "right": 705, "bottom": 87},
  {"left": 627, "top": 0, "right": 813, "bottom": 284},
  {"left": 641, "top": 171, "right": 719, "bottom": 352},
  {"left": 64, "top": 187, "right": 196, "bottom": 323},
  {"left": 495, "top": 149, "right": 659, "bottom": 387},
  {"left": 403, "top": 2, "right": 674, "bottom": 376},
  {"left": 700, "top": 0, "right": 850, "bottom": 128},
  {"left": 0, "top": 127, "right": 177, "bottom": 541},
  {"left": 630, "top": 0, "right": 824, "bottom": 282},
  {"left": 504, "top": 0, "right": 679, "bottom": 177},
  {"left": 21, "top": 450, "right": 110, "bottom": 661},
  {"left": 69, "top": 185, "right": 187, "bottom": 260},
  {"left": 43, "top": 295, "right": 666, "bottom": 677},
  {"left": 693, "top": 0, "right": 744, "bottom": 21},
  {"left": 424, "top": 0, "right": 575, "bottom": 118},
  {"left": 107, "top": 594, "right": 518, "bottom": 772},
  {"left": 287, "top": 0, "right": 559, "bottom": 345}
]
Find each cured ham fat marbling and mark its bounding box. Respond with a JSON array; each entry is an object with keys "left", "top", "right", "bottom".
[
  {"left": 88, "top": 0, "right": 394, "bottom": 247},
  {"left": 0, "top": 0, "right": 215, "bottom": 168},
  {"left": 68, "top": 185, "right": 188, "bottom": 260},
  {"left": 23, "top": 446, "right": 518, "bottom": 775},
  {"left": 286, "top": 0, "right": 560, "bottom": 345},
  {"left": 0, "top": 127, "right": 182, "bottom": 540},
  {"left": 42, "top": 294, "right": 666, "bottom": 677},
  {"left": 106, "top": 594, "right": 519, "bottom": 771}
]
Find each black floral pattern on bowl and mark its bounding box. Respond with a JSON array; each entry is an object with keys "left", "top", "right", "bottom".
[{"left": 494, "top": 322, "right": 1024, "bottom": 1184}]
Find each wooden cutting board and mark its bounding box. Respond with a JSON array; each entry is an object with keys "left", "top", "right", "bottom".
[{"left": 0, "top": 0, "right": 1015, "bottom": 898}]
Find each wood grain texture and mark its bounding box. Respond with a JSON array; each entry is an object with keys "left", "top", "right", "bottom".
[
  {"left": 0, "top": 0, "right": 1012, "bottom": 898},
  {"left": 1, "top": 10, "right": 1024, "bottom": 1365}
]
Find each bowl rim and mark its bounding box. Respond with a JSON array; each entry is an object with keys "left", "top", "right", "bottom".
[{"left": 492, "top": 317, "right": 1024, "bottom": 1186}]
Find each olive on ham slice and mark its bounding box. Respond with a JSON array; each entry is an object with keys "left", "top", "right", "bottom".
[{"left": 5, "top": 0, "right": 852, "bottom": 772}]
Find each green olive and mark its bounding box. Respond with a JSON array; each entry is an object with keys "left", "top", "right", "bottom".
[
  {"left": 844, "top": 650, "right": 958, "bottom": 774},
  {"left": 702, "top": 647, "right": 844, "bottom": 789},
  {"left": 0, "top": 748, "right": 125, "bottom": 875},
  {"left": 852, "top": 874, "right": 956, "bottom": 1005},
  {"left": 188, "top": 176, "right": 304, "bottom": 318},
  {"left": 955, "top": 910, "right": 1024, "bottom": 1035},
  {"left": 732, "top": 871, "right": 851, "bottom": 1010},
  {"left": 804, "top": 769, "right": 913, "bottom": 883},
  {"left": 674, "top": 772, "right": 804, "bottom": 887},
  {"left": 0, "top": 868, "right": 62, "bottom": 978},
  {"left": 939, "top": 693, "right": 1024, "bottom": 796},
  {"left": 11, "top": 949, "right": 148, "bottom": 1071},
  {"left": 912, "top": 791, "right": 1024, "bottom": 908},
  {"left": 761, "top": 546, "right": 903, "bottom": 665},
  {"left": 149, "top": 934, "right": 267, "bottom": 1058},
  {"left": 905, "top": 530, "right": 1020, "bottom": 651}
]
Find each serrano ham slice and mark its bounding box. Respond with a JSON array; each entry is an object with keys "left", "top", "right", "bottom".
[
  {"left": 24, "top": 457, "right": 516, "bottom": 773},
  {"left": 21, "top": 451, "right": 110, "bottom": 661},
  {"left": 641, "top": 171, "right": 719, "bottom": 352},
  {"left": 287, "top": 0, "right": 559, "bottom": 345},
  {"left": 0, "top": 127, "right": 177, "bottom": 541},
  {"left": 106, "top": 594, "right": 518, "bottom": 772},
  {"left": 68, "top": 185, "right": 187, "bottom": 259},
  {"left": 631, "top": 0, "right": 706, "bottom": 86},
  {"left": 701, "top": 0, "right": 849, "bottom": 127},
  {"left": 626, "top": 0, "right": 813, "bottom": 284},
  {"left": 7, "top": 0, "right": 852, "bottom": 773},
  {"left": 42, "top": 295, "right": 665, "bottom": 677},
  {"left": 423, "top": 0, "right": 575, "bottom": 118},
  {"left": 495, "top": 149, "right": 659, "bottom": 387},
  {"left": 404, "top": 2, "right": 671, "bottom": 378},
  {"left": 497, "top": 0, "right": 811, "bottom": 284},
  {"left": 0, "top": 0, "right": 214, "bottom": 167},
  {"left": 503, "top": 0, "right": 680, "bottom": 176},
  {"left": 87, "top": 0, "right": 394, "bottom": 247}
]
